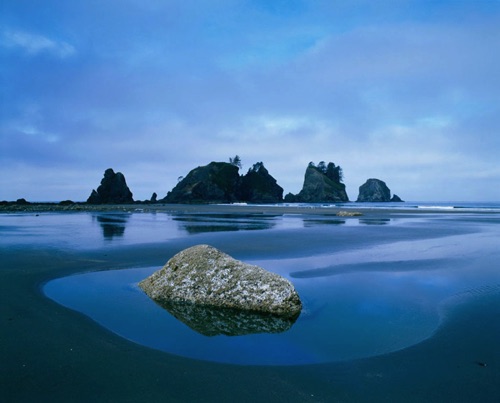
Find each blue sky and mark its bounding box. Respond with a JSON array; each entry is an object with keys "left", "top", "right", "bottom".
[{"left": 1, "top": 0, "right": 499, "bottom": 202}]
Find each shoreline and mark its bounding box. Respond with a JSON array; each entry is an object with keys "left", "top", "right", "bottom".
[{"left": 1, "top": 202, "right": 498, "bottom": 216}]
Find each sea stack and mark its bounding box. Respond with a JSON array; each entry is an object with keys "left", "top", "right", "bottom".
[
  {"left": 357, "top": 178, "right": 391, "bottom": 202},
  {"left": 87, "top": 168, "right": 134, "bottom": 204},
  {"left": 285, "top": 161, "right": 349, "bottom": 202}
]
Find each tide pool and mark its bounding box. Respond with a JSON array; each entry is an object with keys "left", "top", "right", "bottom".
[{"left": 42, "top": 210, "right": 500, "bottom": 366}]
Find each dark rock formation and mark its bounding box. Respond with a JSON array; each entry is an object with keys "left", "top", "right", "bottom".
[
  {"left": 391, "top": 194, "right": 404, "bottom": 202},
  {"left": 356, "top": 178, "right": 392, "bottom": 202},
  {"left": 290, "top": 161, "right": 349, "bottom": 203},
  {"left": 161, "top": 161, "right": 283, "bottom": 204},
  {"left": 161, "top": 162, "right": 240, "bottom": 203},
  {"left": 239, "top": 162, "right": 283, "bottom": 203},
  {"left": 87, "top": 168, "right": 134, "bottom": 204},
  {"left": 139, "top": 244, "right": 302, "bottom": 319},
  {"left": 150, "top": 192, "right": 157, "bottom": 203},
  {"left": 58, "top": 200, "right": 74, "bottom": 206}
]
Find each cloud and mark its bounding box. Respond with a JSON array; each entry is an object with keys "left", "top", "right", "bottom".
[
  {"left": 1, "top": 29, "right": 75, "bottom": 58},
  {"left": 0, "top": 1, "right": 499, "bottom": 201}
]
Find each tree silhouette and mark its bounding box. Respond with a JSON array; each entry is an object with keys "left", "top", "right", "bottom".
[{"left": 229, "top": 155, "right": 242, "bottom": 169}]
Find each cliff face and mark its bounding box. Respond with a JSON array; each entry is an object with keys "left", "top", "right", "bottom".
[
  {"left": 356, "top": 178, "right": 391, "bottom": 202},
  {"left": 162, "top": 162, "right": 240, "bottom": 203},
  {"left": 240, "top": 162, "right": 283, "bottom": 203},
  {"left": 87, "top": 168, "right": 134, "bottom": 204},
  {"left": 288, "top": 162, "right": 349, "bottom": 203}
]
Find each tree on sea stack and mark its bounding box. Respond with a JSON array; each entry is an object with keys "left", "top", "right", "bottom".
[
  {"left": 139, "top": 245, "right": 302, "bottom": 319},
  {"left": 229, "top": 155, "right": 242, "bottom": 169}
]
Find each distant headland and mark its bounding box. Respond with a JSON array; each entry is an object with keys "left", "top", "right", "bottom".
[{"left": 1, "top": 157, "right": 404, "bottom": 210}]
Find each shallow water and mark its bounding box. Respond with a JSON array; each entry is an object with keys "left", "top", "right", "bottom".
[{"left": 31, "top": 210, "right": 500, "bottom": 366}]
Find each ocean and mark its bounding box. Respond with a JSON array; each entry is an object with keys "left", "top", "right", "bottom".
[{"left": 1, "top": 203, "right": 499, "bottom": 401}]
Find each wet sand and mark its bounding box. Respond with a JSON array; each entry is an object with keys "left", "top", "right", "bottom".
[
  {"left": 0, "top": 201, "right": 493, "bottom": 216},
  {"left": 1, "top": 206, "right": 499, "bottom": 402}
]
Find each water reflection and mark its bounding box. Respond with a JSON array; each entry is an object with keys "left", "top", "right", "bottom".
[
  {"left": 290, "top": 258, "right": 452, "bottom": 279},
  {"left": 94, "top": 213, "right": 130, "bottom": 239},
  {"left": 303, "top": 218, "right": 345, "bottom": 227},
  {"left": 173, "top": 214, "right": 277, "bottom": 234},
  {"left": 155, "top": 300, "right": 297, "bottom": 336},
  {"left": 358, "top": 218, "right": 391, "bottom": 225}
]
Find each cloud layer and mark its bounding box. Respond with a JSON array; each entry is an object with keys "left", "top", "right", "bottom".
[{"left": 1, "top": 1, "right": 499, "bottom": 201}]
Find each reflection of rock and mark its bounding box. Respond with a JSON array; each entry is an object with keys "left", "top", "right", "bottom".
[
  {"left": 95, "top": 214, "right": 129, "bottom": 239},
  {"left": 139, "top": 244, "right": 302, "bottom": 318},
  {"left": 303, "top": 218, "right": 345, "bottom": 227},
  {"left": 359, "top": 218, "right": 391, "bottom": 225},
  {"left": 156, "top": 301, "right": 297, "bottom": 336},
  {"left": 173, "top": 214, "right": 275, "bottom": 234}
]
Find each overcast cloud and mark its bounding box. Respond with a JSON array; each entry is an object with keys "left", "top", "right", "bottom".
[{"left": 1, "top": 0, "right": 499, "bottom": 201}]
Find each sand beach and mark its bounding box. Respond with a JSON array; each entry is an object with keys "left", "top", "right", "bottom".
[{"left": 1, "top": 203, "right": 499, "bottom": 402}]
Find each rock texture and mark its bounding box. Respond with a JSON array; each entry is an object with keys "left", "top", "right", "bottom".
[
  {"left": 286, "top": 162, "right": 349, "bottom": 202},
  {"left": 161, "top": 162, "right": 240, "bottom": 203},
  {"left": 139, "top": 244, "right": 302, "bottom": 319},
  {"left": 87, "top": 168, "right": 134, "bottom": 204},
  {"left": 357, "top": 178, "right": 403, "bottom": 202},
  {"left": 239, "top": 162, "right": 283, "bottom": 203}
]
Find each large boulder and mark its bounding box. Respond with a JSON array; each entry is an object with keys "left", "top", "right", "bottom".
[
  {"left": 87, "top": 168, "right": 134, "bottom": 204},
  {"left": 290, "top": 161, "right": 349, "bottom": 203},
  {"left": 239, "top": 162, "right": 283, "bottom": 203},
  {"left": 139, "top": 244, "right": 302, "bottom": 319},
  {"left": 161, "top": 162, "right": 240, "bottom": 203},
  {"left": 356, "top": 178, "right": 391, "bottom": 202}
]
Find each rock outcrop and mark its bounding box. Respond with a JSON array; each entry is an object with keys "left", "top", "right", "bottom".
[
  {"left": 356, "top": 178, "right": 403, "bottom": 202},
  {"left": 239, "top": 162, "right": 283, "bottom": 203},
  {"left": 161, "top": 162, "right": 240, "bottom": 203},
  {"left": 286, "top": 161, "right": 349, "bottom": 203},
  {"left": 139, "top": 244, "right": 302, "bottom": 319},
  {"left": 87, "top": 168, "right": 134, "bottom": 204},
  {"left": 161, "top": 161, "right": 283, "bottom": 204}
]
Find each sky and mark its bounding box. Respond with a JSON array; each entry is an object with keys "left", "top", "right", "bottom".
[{"left": 1, "top": 0, "right": 500, "bottom": 202}]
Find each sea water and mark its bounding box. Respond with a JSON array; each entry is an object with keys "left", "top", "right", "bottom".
[{"left": 5, "top": 204, "right": 489, "bottom": 367}]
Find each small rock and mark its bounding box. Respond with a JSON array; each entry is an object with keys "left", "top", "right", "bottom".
[{"left": 336, "top": 211, "right": 363, "bottom": 217}]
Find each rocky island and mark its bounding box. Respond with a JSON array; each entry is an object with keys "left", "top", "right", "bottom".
[
  {"left": 357, "top": 178, "right": 404, "bottom": 202},
  {"left": 285, "top": 161, "right": 349, "bottom": 202},
  {"left": 161, "top": 160, "right": 283, "bottom": 204},
  {"left": 87, "top": 168, "right": 134, "bottom": 204},
  {"left": 1, "top": 159, "right": 408, "bottom": 211}
]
